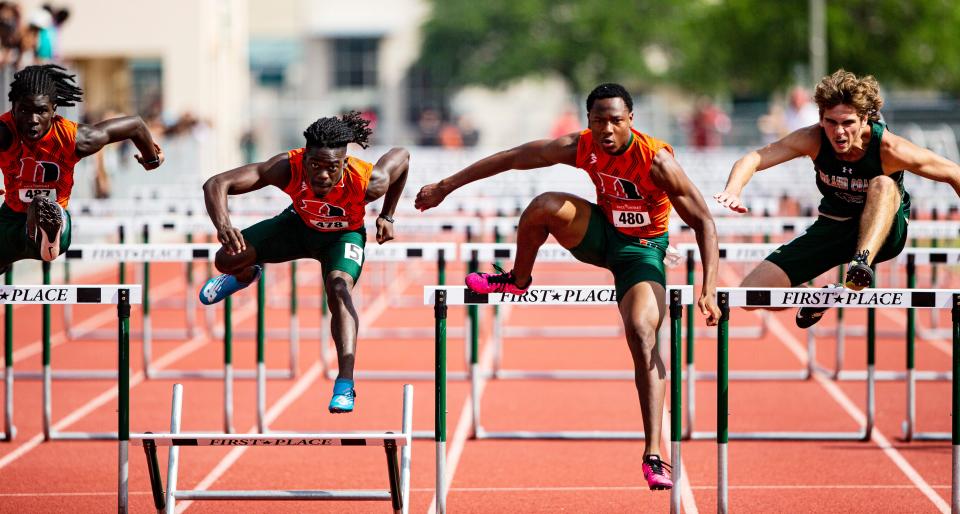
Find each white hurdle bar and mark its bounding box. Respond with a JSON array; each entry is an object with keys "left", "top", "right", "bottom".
[
  {"left": 0, "top": 284, "right": 141, "bottom": 442},
  {"left": 713, "top": 287, "right": 960, "bottom": 512},
  {"left": 126, "top": 383, "right": 412, "bottom": 514}
]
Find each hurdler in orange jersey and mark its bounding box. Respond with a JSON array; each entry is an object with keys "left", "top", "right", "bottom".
[
  {"left": 199, "top": 111, "right": 409, "bottom": 414},
  {"left": 0, "top": 64, "right": 163, "bottom": 273},
  {"left": 417, "top": 83, "right": 720, "bottom": 491}
]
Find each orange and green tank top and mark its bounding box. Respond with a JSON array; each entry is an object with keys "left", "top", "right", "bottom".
[
  {"left": 575, "top": 127, "right": 673, "bottom": 237},
  {"left": 0, "top": 111, "right": 81, "bottom": 213},
  {"left": 283, "top": 148, "right": 373, "bottom": 232}
]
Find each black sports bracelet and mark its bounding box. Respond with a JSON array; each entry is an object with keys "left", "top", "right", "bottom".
[
  {"left": 378, "top": 213, "right": 395, "bottom": 223},
  {"left": 142, "top": 156, "right": 161, "bottom": 165}
]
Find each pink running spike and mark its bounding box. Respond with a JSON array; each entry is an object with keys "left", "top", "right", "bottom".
[
  {"left": 464, "top": 269, "right": 530, "bottom": 296},
  {"left": 642, "top": 455, "right": 673, "bottom": 490}
]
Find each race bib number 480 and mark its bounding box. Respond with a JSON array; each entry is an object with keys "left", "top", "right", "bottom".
[
  {"left": 613, "top": 210, "right": 651, "bottom": 228},
  {"left": 19, "top": 188, "right": 57, "bottom": 203}
]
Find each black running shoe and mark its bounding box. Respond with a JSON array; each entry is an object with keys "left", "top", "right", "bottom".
[
  {"left": 845, "top": 250, "right": 873, "bottom": 291},
  {"left": 26, "top": 196, "right": 64, "bottom": 262},
  {"left": 796, "top": 283, "right": 845, "bottom": 329}
]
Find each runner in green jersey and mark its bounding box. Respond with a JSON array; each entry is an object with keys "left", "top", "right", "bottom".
[{"left": 714, "top": 69, "right": 960, "bottom": 328}]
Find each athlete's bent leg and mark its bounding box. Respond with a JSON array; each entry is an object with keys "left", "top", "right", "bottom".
[
  {"left": 855, "top": 175, "right": 900, "bottom": 264},
  {"left": 465, "top": 193, "right": 594, "bottom": 295},
  {"left": 512, "top": 192, "right": 593, "bottom": 284},
  {"left": 617, "top": 280, "right": 672, "bottom": 489},
  {"left": 326, "top": 270, "right": 359, "bottom": 413},
  {"left": 846, "top": 176, "right": 900, "bottom": 290}
]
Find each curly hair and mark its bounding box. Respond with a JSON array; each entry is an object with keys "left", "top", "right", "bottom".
[
  {"left": 586, "top": 83, "right": 633, "bottom": 112},
  {"left": 814, "top": 69, "right": 883, "bottom": 122},
  {"left": 303, "top": 110, "right": 373, "bottom": 149},
  {"left": 8, "top": 64, "right": 83, "bottom": 107}
]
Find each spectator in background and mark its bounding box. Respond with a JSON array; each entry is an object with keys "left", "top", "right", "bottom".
[
  {"left": 784, "top": 85, "right": 820, "bottom": 132},
  {"left": 550, "top": 106, "right": 580, "bottom": 138},
  {"left": 457, "top": 115, "right": 479, "bottom": 147},
  {"left": 416, "top": 108, "right": 442, "bottom": 146},
  {"left": 35, "top": 4, "right": 68, "bottom": 63},
  {"left": 689, "top": 97, "right": 730, "bottom": 148},
  {"left": 0, "top": 2, "right": 21, "bottom": 67}
]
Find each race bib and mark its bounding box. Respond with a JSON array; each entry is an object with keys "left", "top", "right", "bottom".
[
  {"left": 344, "top": 243, "right": 364, "bottom": 265},
  {"left": 312, "top": 220, "right": 348, "bottom": 231},
  {"left": 613, "top": 210, "right": 651, "bottom": 228},
  {"left": 19, "top": 188, "right": 57, "bottom": 203}
]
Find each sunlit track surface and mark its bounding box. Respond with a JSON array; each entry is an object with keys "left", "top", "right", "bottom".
[{"left": 0, "top": 237, "right": 958, "bottom": 513}]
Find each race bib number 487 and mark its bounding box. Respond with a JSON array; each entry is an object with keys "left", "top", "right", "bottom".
[
  {"left": 19, "top": 188, "right": 57, "bottom": 203},
  {"left": 613, "top": 210, "right": 651, "bottom": 228}
]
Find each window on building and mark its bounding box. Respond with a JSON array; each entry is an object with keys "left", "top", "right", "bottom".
[
  {"left": 129, "top": 59, "right": 163, "bottom": 118},
  {"left": 333, "top": 37, "right": 379, "bottom": 88}
]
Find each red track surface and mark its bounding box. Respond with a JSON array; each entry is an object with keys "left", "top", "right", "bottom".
[{"left": 0, "top": 254, "right": 954, "bottom": 513}]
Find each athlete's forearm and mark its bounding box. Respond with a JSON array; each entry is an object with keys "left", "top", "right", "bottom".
[
  {"left": 202, "top": 176, "right": 233, "bottom": 231},
  {"left": 380, "top": 163, "right": 408, "bottom": 219},
  {"left": 692, "top": 219, "right": 720, "bottom": 296},
  {"left": 723, "top": 152, "right": 761, "bottom": 196},
  {"left": 438, "top": 150, "right": 516, "bottom": 194}
]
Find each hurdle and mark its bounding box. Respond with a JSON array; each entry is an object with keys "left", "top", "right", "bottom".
[
  {"left": 459, "top": 243, "right": 642, "bottom": 382},
  {"left": 0, "top": 282, "right": 140, "bottom": 442},
  {"left": 712, "top": 287, "right": 960, "bottom": 512},
  {"left": 2, "top": 269, "right": 12, "bottom": 440},
  {"left": 901, "top": 250, "right": 960, "bottom": 441},
  {"left": 426, "top": 286, "right": 690, "bottom": 514},
  {"left": 811, "top": 246, "right": 960, "bottom": 382},
  {"left": 426, "top": 284, "right": 693, "bottom": 439},
  {"left": 126, "top": 383, "right": 412, "bottom": 514}
]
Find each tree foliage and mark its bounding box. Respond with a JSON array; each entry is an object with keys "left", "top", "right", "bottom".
[{"left": 416, "top": 0, "right": 960, "bottom": 97}]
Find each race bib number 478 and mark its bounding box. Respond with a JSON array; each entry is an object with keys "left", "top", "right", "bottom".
[
  {"left": 613, "top": 210, "right": 651, "bottom": 228},
  {"left": 19, "top": 189, "right": 57, "bottom": 203}
]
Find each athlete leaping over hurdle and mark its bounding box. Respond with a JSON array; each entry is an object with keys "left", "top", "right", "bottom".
[
  {"left": 416, "top": 83, "right": 721, "bottom": 491},
  {"left": 714, "top": 69, "right": 960, "bottom": 328},
  {"left": 0, "top": 65, "right": 164, "bottom": 275},
  {"left": 199, "top": 111, "right": 409, "bottom": 414}
]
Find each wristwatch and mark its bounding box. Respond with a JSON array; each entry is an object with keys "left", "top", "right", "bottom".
[{"left": 378, "top": 213, "right": 395, "bottom": 223}]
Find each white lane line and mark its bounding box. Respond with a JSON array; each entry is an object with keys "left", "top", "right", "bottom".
[
  {"left": 176, "top": 272, "right": 413, "bottom": 513},
  {"left": 4, "top": 483, "right": 954, "bottom": 497},
  {"left": 766, "top": 314, "right": 950, "bottom": 513}
]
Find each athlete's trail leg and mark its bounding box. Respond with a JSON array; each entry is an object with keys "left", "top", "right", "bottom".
[{"left": 512, "top": 192, "right": 593, "bottom": 285}]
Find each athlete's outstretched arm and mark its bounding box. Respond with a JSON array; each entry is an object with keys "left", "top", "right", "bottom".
[
  {"left": 75, "top": 116, "right": 163, "bottom": 169},
  {"left": 714, "top": 126, "right": 819, "bottom": 213},
  {"left": 415, "top": 133, "right": 579, "bottom": 211},
  {"left": 203, "top": 152, "right": 291, "bottom": 255},
  {"left": 365, "top": 147, "right": 410, "bottom": 244},
  {"left": 882, "top": 132, "right": 960, "bottom": 195},
  {"left": 650, "top": 149, "right": 721, "bottom": 326}
]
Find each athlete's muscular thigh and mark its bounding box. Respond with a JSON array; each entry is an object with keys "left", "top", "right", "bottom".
[
  {"left": 525, "top": 192, "right": 593, "bottom": 249},
  {"left": 618, "top": 280, "right": 666, "bottom": 340}
]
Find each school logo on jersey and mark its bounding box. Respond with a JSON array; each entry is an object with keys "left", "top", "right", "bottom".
[
  {"left": 299, "top": 199, "right": 346, "bottom": 217},
  {"left": 597, "top": 172, "right": 644, "bottom": 200},
  {"left": 16, "top": 157, "right": 60, "bottom": 183}
]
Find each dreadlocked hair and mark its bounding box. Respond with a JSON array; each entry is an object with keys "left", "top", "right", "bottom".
[
  {"left": 303, "top": 110, "right": 373, "bottom": 149},
  {"left": 8, "top": 64, "right": 83, "bottom": 107}
]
